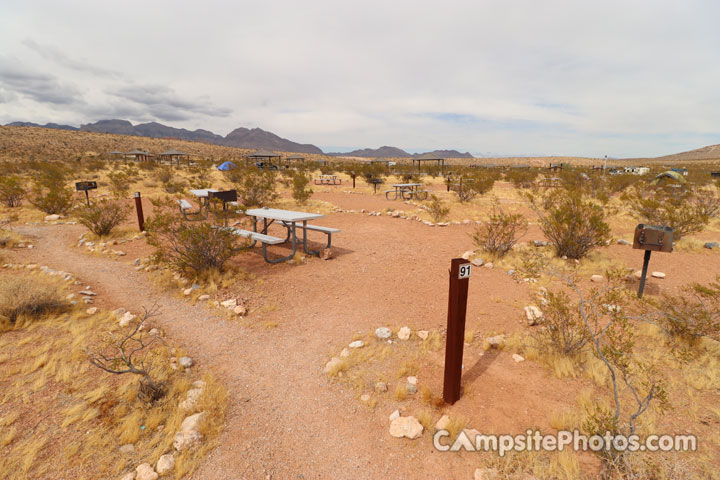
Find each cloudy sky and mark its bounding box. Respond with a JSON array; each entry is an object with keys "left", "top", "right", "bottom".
[{"left": 1, "top": 1, "right": 719, "bottom": 157}]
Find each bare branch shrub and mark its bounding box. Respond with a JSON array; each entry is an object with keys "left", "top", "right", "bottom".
[
  {"left": 426, "top": 194, "right": 449, "bottom": 223},
  {"left": 87, "top": 306, "right": 167, "bottom": 402},
  {"left": 471, "top": 202, "right": 527, "bottom": 257},
  {"left": 0, "top": 175, "right": 25, "bottom": 207},
  {"left": 653, "top": 276, "right": 720, "bottom": 345},
  {"left": 76, "top": 199, "right": 131, "bottom": 236}
]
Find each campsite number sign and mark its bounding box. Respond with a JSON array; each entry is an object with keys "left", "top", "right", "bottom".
[{"left": 458, "top": 263, "right": 471, "bottom": 279}]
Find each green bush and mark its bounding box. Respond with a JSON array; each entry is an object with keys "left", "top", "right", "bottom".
[
  {"left": 226, "top": 168, "right": 277, "bottom": 208},
  {"left": 472, "top": 203, "right": 527, "bottom": 257},
  {"left": 0, "top": 175, "right": 25, "bottom": 207},
  {"left": 146, "top": 206, "right": 247, "bottom": 273},
  {"left": 426, "top": 195, "right": 449, "bottom": 223},
  {"left": 107, "top": 171, "right": 131, "bottom": 198},
  {"left": 76, "top": 200, "right": 131, "bottom": 236},
  {"left": 451, "top": 173, "right": 496, "bottom": 202},
  {"left": 504, "top": 168, "right": 539, "bottom": 189},
  {"left": 291, "top": 172, "right": 313, "bottom": 205},
  {"left": 655, "top": 276, "right": 720, "bottom": 344},
  {"left": 30, "top": 165, "right": 74, "bottom": 214},
  {"left": 530, "top": 190, "right": 610, "bottom": 259}
]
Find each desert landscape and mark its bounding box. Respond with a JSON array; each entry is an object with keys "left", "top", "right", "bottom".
[{"left": 0, "top": 124, "right": 719, "bottom": 480}]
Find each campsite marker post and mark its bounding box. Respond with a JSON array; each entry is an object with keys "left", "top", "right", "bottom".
[
  {"left": 443, "top": 258, "right": 471, "bottom": 405},
  {"left": 134, "top": 192, "right": 145, "bottom": 232}
]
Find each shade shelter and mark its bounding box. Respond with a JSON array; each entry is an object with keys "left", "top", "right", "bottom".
[
  {"left": 246, "top": 149, "right": 282, "bottom": 169},
  {"left": 159, "top": 149, "right": 190, "bottom": 166},
  {"left": 126, "top": 149, "right": 152, "bottom": 162},
  {"left": 108, "top": 151, "right": 125, "bottom": 161},
  {"left": 412, "top": 154, "right": 445, "bottom": 173}
]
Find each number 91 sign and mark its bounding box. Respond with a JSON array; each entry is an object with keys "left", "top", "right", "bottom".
[{"left": 458, "top": 263, "right": 471, "bottom": 279}]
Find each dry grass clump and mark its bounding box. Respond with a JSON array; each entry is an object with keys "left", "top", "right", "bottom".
[
  {"left": 0, "top": 274, "right": 69, "bottom": 326},
  {"left": 0, "top": 228, "right": 23, "bottom": 248}
]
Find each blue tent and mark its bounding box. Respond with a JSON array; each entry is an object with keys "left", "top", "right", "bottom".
[{"left": 217, "top": 161, "right": 236, "bottom": 171}]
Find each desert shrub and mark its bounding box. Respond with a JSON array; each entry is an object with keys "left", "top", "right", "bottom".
[
  {"left": 107, "top": 171, "right": 131, "bottom": 198},
  {"left": 291, "top": 171, "right": 313, "bottom": 204},
  {"left": 451, "top": 173, "right": 496, "bottom": 202},
  {"left": 426, "top": 195, "right": 449, "bottom": 223},
  {"left": 30, "top": 164, "right": 74, "bottom": 214},
  {"left": 0, "top": 228, "right": 22, "bottom": 248},
  {"left": 654, "top": 276, "right": 720, "bottom": 345},
  {"left": 153, "top": 167, "right": 187, "bottom": 194},
  {"left": 605, "top": 173, "right": 638, "bottom": 194},
  {"left": 624, "top": 185, "right": 720, "bottom": 239},
  {"left": 533, "top": 289, "right": 590, "bottom": 355},
  {"left": 146, "top": 205, "right": 247, "bottom": 273},
  {"left": 0, "top": 275, "right": 68, "bottom": 324},
  {"left": 0, "top": 175, "right": 25, "bottom": 207},
  {"left": 82, "top": 158, "right": 106, "bottom": 172},
  {"left": 226, "top": 168, "right": 277, "bottom": 208},
  {"left": 529, "top": 190, "right": 610, "bottom": 259},
  {"left": 472, "top": 202, "right": 527, "bottom": 257},
  {"left": 505, "top": 168, "right": 539, "bottom": 189},
  {"left": 76, "top": 199, "right": 131, "bottom": 236},
  {"left": 318, "top": 163, "right": 335, "bottom": 175}
]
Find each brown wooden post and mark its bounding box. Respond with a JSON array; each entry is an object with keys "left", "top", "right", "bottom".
[
  {"left": 443, "top": 258, "right": 471, "bottom": 404},
  {"left": 133, "top": 192, "right": 145, "bottom": 232}
]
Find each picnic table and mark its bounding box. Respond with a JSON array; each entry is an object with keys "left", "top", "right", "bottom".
[
  {"left": 189, "top": 189, "right": 218, "bottom": 208},
  {"left": 385, "top": 183, "right": 429, "bottom": 201},
  {"left": 182, "top": 189, "right": 240, "bottom": 223},
  {"left": 314, "top": 174, "right": 341, "bottom": 185},
  {"left": 232, "top": 207, "right": 340, "bottom": 264}
]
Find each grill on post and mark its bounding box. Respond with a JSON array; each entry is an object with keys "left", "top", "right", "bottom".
[
  {"left": 75, "top": 181, "right": 98, "bottom": 207},
  {"left": 632, "top": 224, "right": 673, "bottom": 298}
]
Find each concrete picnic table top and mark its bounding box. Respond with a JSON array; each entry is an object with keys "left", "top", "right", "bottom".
[
  {"left": 189, "top": 189, "right": 219, "bottom": 197},
  {"left": 245, "top": 207, "right": 324, "bottom": 223},
  {"left": 390, "top": 183, "right": 424, "bottom": 188}
]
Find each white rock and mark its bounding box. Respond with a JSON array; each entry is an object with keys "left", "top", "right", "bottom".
[
  {"left": 79, "top": 290, "right": 96, "bottom": 296},
  {"left": 512, "top": 353, "right": 525, "bottom": 363},
  {"left": 339, "top": 348, "right": 350, "bottom": 358},
  {"left": 633, "top": 270, "right": 644, "bottom": 279},
  {"left": 485, "top": 335, "right": 505, "bottom": 349},
  {"left": 66, "top": 293, "right": 76, "bottom": 300},
  {"left": 483, "top": 262, "right": 494, "bottom": 269},
  {"left": 178, "top": 357, "right": 193, "bottom": 368},
  {"left": 435, "top": 414, "right": 450, "bottom": 430},
  {"left": 397, "top": 326, "right": 411, "bottom": 340},
  {"left": 135, "top": 463, "right": 158, "bottom": 480},
  {"left": 471, "top": 257, "right": 484, "bottom": 267},
  {"left": 180, "top": 386, "right": 204, "bottom": 411},
  {"left": 149, "top": 328, "right": 159, "bottom": 336},
  {"left": 233, "top": 304, "right": 247, "bottom": 316},
  {"left": 524, "top": 305, "right": 543, "bottom": 326},
  {"left": 590, "top": 274, "right": 604, "bottom": 283},
  {"left": 220, "top": 299, "right": 237, "bottom": 308},
  {"left": 173, "top": 412, "right": 207, "bottom": 452},
  {"left": 183, "top": 288, "right": 193, "bottom": 296},
  {"left": 360, "top": 393, "right": 371, "bottom": 402},
  {"left": 407, "top": 376, "right": 417, "bottom": 385},
  {"left": 651, "top": 271, "right": 666, "bottom": 279},
  {"left": 44, "top": 214, "right": 60, "bottom": 221},
  {"left": 417, "top": 330, "right": 429, "bottom": 340},
  {"left": 324, "top": 357, "right": 343, "bottom": 374},
  {"left": 375, "top": 327, "right": 392, "bottom": 339},
  {"left": 86, "top": 307, "right": 98, "bottom": 315},
  {"left": 461, "top": 250, "right": 474, "bottom": 260},
  {"left": 119, "top": 312, "right": 136, "bottom": 328},
  {"left": 155, "top": 454, "right": 175, "bottom": 475},
  {"left": 389, "top": 416, "right": 423, "bottom": 439},
  {"left": 119, "top": 443, "right": 135, "bottom": 455},
  {"left": 198, "top": 294, "right": 210, "bottom": 301},
  {"left": 388, "top": 409, "right": 400, "bottom": 422},
  {"left": 375, "top": 382, "right": 388, "bottom": 393},
  {"left": 348, "top": 340, "right": 364, "bottom": 348}
]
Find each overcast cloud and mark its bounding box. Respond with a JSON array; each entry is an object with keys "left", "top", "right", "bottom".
[{"left": 0, "top": 0, "right": 719, "bottom": 157}]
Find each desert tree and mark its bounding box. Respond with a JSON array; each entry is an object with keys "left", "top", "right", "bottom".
[
  {"left": 86, "top": 306, "right": 167, "bottom": 402},
  {"left": 471, "top": 200, "right": 527, "bottom": 257}
]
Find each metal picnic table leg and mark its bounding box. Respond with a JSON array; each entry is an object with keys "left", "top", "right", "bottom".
[
  {"left": 262, "top": 222, "right": 297, "bottom": 264},
  {"left": 302, "top": 220, "right": 322, "bottom": 256}
]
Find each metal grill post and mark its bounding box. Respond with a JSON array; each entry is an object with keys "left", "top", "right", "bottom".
[{"left": 134, "top": 192, "right": 145, "bottom": 232}]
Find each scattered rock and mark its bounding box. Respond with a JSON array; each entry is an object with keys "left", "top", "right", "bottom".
[
  {"left": 119, "top": 443, "right": 135, "bottom": 455},
  {"left": 198, "top": 294, "right": 210, "bottom": 301},
  {"left": 397, "top": 326, "right": 411, "bottom": 340},
  {"left": 471, "top": 257, "right": 484, "bottom": 267},
  {"left": 532, "top": 240, "right": 548, "bottom": 247},
  {"left": 389, "top": 409, "right": 400, "bottom": 422},
  {"left": 407, "top": 376, "right": 417, "bottom": 385},
  {"left": 86, "top": 307, "right": 98, "bottom": 315},
  {"left": 220, "top": 299, "right": 237, "bottom": 308},
  {"left": 705, "top": 242, "right": 719, "bottom": 249},
  {"left": 178, "top": 357, "right": 193, "bottom": 368},
  {"left": 485, "top": 335, "right": 505, "bottom": 349},
  {"left": 633, "top": 270, "right": 644, "bottom": 280},
  {"left": 507, "top": 269, "right": 515, "bottom": 275},
  {"left": 461, "top": 251, "right": 474, "bottom": 260},
  {"left": 183, "top": 288, "right": 193, "bottom": 296},
  {"left": 339, "top": 348, "right": 350, "bottom": 358},
  {"left": 348, "top": 340, "right": 364, "bottom": 349},
  {"left": 435, "top": 414, "right": 450, "bottom": 430},
  {"left": 483, "top": 262, "right": 494, "bottom": 269},
  {"left": 389, "top": 416, "right": 423, "bottom": 439},
  {"left": 66, "top": 293, "right": 76, "bottom": 300},
  {"left": 417, "top": 330, "right": 429, "bottom": 340},
  {"left": 590, "top": 274, "right": 604, "bottom": 283},
  {"left": 119, "top": 312, "right": 136, "bottom": 328},
  {"left": 44, "top": 214, "right": 60, "bottom": 221},
  {"left": 405, "top": 383, "right": 417, "bottom": 395},
  {"left": 321, "top": 248, "right": 333, "bottom": 260},
  {"left": 156, "top": 454, "right": 175, "bottom": 476},
  {"left": 375, "top": 382, "right": 388, "bottom": 393},
  {"left": 360, "top": 393, "right": 371, "bottom": 402},
  {"left": 149, "top": 328, "right": 159, "bottom": 336},
  {"left": 233, "top": 304, "right": 247, "bottom": 316},
  {"left": 375, "top": 327, "right": 392, "bottom": 339},
  {"left": 173, "top": 412, "right": 207, "bottom": 452},
  {"left": 617, "top": 239, "right": 631, "bottom": 245},
  {"left": 135, "top": 463, "right": 158, "bottom": 480},
  {"left": 524, "top": 305, "right": 543, "bottom": 326},
  {"left": 512, "top": 353, "right": 525, "bottom": 363},
  {"left": 652, "top": 271, "right": 666, "bottom": 279},
  {"left": 324, "top": 357, "right": 343, "bottom": 374}
]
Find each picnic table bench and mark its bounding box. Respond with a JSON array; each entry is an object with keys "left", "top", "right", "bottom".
[
  {"left": 314, "top": 174, "right": 342, "bottom": 185},
  {"left": 385, "top": 183, "right": 429, "bottom": 201}
]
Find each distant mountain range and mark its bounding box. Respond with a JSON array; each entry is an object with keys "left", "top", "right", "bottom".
[
  {"left": 5, "top": 119, "right": 323, "bottom": 154},
  {"left": 5, "top": 119, "right": 477, "bottom": 157},
  {"left": 327, "top": 146, "right": 474, "bottom": 158}
]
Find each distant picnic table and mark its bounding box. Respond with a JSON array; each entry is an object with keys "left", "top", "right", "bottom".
[
  {"left": 314, "top": 175, "right": 341, "bottom": 185},
  {"left": 385, "top": 183, "right": 429, "bottom": 201}
]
